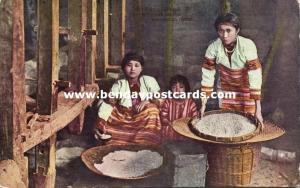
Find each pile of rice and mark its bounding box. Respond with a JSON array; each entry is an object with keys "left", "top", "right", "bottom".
[
  {"left": 94, "top": 149, "right": 163, "bottom": 178},
  {"left": 193, "top": 113, "right": 256, "bottom": 137}
]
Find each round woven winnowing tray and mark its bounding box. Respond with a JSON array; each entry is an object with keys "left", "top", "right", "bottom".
[
  {"left": 188, "top": 110, "right": 261, "bottom": 143},
  {"left": 81, "top": 144, "right": 170, "bottom": 180},
  {"left": 172, "top": 116, "right": 285, "bottom": 145}
]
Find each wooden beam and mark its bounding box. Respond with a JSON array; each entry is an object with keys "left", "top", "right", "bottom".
[
  {"left": 34, "top": 0, "right": 59, "bottom": 187},
  {"left": 110, "top": 0, "right": 126, "bottom": 65},
  {"left": 34, "top": 26, "right": 71, "bottom": 34},
  {"left": 22, "top": 84, "right": 99, "bottom": 152},
  {"left": 96, "top": 0, "right": 109, "bottom": 78},
  {"left": 85, "top": 0, "right": 97, "bottom": 84},
  {"left": 106, "top": 65, "right": 122, "bottom": 73},
  {"left": 0, "top": 0, "right": 28, "bottom": 185}
]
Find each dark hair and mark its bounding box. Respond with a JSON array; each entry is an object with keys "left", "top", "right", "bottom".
[
  {"left": 169, "top": 74, "right": 191, "bottom": 92},
  {"left": 214, "top": 12, "right": 240, "bottom": 31},
  {"left": 121, "top": 52, "right": 145, "bottom": 70}
]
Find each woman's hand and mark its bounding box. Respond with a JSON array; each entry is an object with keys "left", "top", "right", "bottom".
[
  {"left": 136, "top": 100, "right": 150, "bottom": 113},
  {"left": 255, "top": 100, "right": 264, "bottom": 131},
  {"left": 199, "top": 98, "right": 208, "bottom": 118},
  {"left": 94, "top": 128, "right": 112, "bottom": 141}
]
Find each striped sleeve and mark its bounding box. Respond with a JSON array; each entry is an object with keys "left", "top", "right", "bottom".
[
  {"left": 160, "top": 99, "right": 171, "bottom": 127},
  {"left": 201, "top": 42, "right": 217, "bottom": 97},
  {"left": 244, "top": 40, "right": 262, "bottom": 100},
  {"left": 98, "top": 102, "right": 114, "bottom": 121},
  {"left": 145, "top": 76, "right": 161, "bottom": 93},
  {"left": 98, "top": 81, "right": 120, "bottom": 121},
  {"left": 201, "top": 58, "right": 216, "bottom": 97},
  {"left": 246, "top": 59, "right": 262, "bottom": 100},
  {"left": 189, "top": 99, "right": 198, "bottom": 117}
]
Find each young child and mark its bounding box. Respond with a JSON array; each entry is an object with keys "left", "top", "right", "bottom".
[{"left": 160, "top": 75, "right": 198, "bottom": 142}]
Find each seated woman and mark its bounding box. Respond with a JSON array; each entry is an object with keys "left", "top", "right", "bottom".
[
  {"left": 160, "top": 75, "right": 198, "bottom": 142},
  {"left": 94, "top": 52, "right": 161, "bottom": 145}
]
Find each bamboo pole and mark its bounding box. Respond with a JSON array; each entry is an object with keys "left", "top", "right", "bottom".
[
  {"left": 33, "top": 0, "right": 59, "bottom": 187},
  {"left": 0, "top": 0, "right": 28, "bottom": 185}
]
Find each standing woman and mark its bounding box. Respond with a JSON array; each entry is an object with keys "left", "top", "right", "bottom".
[
  {"left": 200, "top": 12, "right": 263, "bottom": 125},
  {"left": 95, "top": 52, "right": 162, "bottom": 145}
]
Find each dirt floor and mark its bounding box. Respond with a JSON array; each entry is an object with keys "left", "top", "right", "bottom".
[
  {"left": 0, "top": 160, "right": 26, "bottom": 188},
  {"left": 51, "top": 108, "right": 300, "bottom": 187},
  {"left": 54, "top": 135, "right": 300, "bottom": 187}
]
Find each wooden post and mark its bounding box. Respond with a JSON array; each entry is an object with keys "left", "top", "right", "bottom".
[
  {"left": 68, "top": 0, "right": 87, "bottom": 87},
  {"left": 132, "top": 0, "right": 144, "bottom": 54},
  {"left": 164, "top": 0, "right": 175, "bottom": 82},
  {"left": 221, "top": 0, "right": 231, "bottom": 14},
  {"left": 67, "top": 0, "right": 88, "bottom": 135},
  {"left": 0, "top": 0, "right": 28, "bottom": 185},
  {"left": 121, "top": 0, "right": 126, "bottom": 57},
  {"left": 36, "top": 0, "right": 59, "bottom": 114},
  {"left": 110, "top": 0, "right": 126, "bottom": 65},
  {"left": 86, "top": 0, "right": 97, "bottom": 84},
  {"left": 34, "top": 0, "right": 59, "bottom": 187},
  {"left": 97, "top": 0, "right": 109, "bottom": 77}
]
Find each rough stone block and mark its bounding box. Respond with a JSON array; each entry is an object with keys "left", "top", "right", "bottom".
[
  {"left": 165, "top": 141, "right": 207, "bottom": 187},
  {"left": 173, "top": 154, "right": 207, "bottom": 187}
]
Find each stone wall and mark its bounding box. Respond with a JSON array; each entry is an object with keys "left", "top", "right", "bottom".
[
  {"left": 126, "top": 0, "right": 221, "bottom": 91},
  {"left": 22, "top": 0, "right": 299, "bottom": 131},
  {"left": 125, "top": 0, "right": 300, "bottom": 132}
]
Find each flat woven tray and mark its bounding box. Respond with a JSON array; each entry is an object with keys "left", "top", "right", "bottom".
[
  {"left": 173, "top": 117, "right": 285, "bottom": 145},
  {"left": 81, "top": 144, "right": 169, "bottom": 180}
]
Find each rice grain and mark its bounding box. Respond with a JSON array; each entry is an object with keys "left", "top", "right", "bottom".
[
  {"left": 94, "top": 150, "right": 163, "bottom": 178},
  {"left": 193, "top": 113, "right": 256, "bottom": 137}
]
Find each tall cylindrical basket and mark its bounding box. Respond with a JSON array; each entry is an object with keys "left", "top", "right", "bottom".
[
  {"left": 172, "top": 109, "right": 285, "bottom": 187},
  {"left": 205, "top": 143, "right": 261, "bottom": 186}
]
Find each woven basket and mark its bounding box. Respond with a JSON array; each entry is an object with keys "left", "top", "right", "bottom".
[
  {"left": 205, "top": 143, "right": 261, "bottom": 186},
  {"left": 81, "top": 144, "right": 170, "bottom": 180},
  {"left": 189, "top": 110, "right": 262, "bottom": 143},
  {"left": 172, "top": 110, "right": 285, "bottom": 186},
  {"left": 172, "top": 117, "right": 285, "bottom": 145}
]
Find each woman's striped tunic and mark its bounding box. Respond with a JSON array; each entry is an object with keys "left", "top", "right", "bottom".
[{"left": 201, "top": 36, "right": 262, "bottom": 115}]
